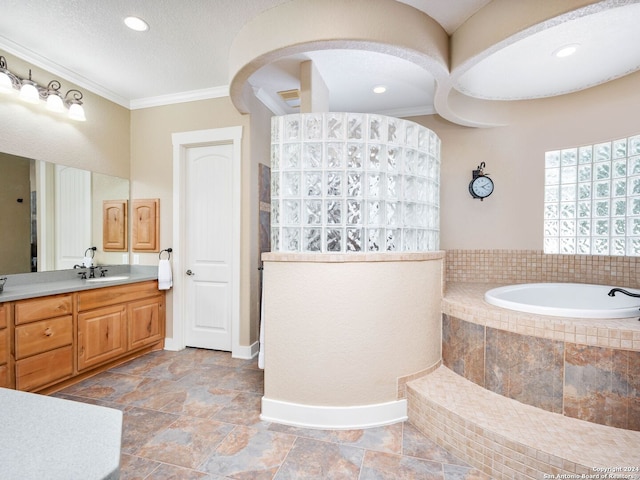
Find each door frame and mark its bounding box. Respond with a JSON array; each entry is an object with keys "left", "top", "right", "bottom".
[{"left": 169, "top": 126, "right": 242, "bottom": 356}]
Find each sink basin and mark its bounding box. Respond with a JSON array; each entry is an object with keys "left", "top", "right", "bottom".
[{"left": 85, "top": 275, "right": 130, "bottom": 283}]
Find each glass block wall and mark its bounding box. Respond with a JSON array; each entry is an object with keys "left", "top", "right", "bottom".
[
  {"left": 271, "top": 113, "right": 441, "bottom": 253},
  {"left": 544, "top": 133, "right": 640, "bottom": 255}
]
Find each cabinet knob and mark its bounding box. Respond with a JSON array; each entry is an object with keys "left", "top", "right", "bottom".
[{"left": 44, "top": 327, "right": 53, "bottom": 337}]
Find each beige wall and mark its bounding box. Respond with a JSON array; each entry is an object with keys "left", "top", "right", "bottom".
[
  {"left": 413, "top": 70, "right": 640, "bottom": 250},
  {"left": 0, "top": 50, "right": 130, "bottom": 178}
]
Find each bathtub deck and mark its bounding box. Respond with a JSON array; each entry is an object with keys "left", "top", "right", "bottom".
[
  {"left": 407, "top": 366, "right": 640, "bottom": 480},
  {"left": 443, "top": 282, "right": 640, "bottom": 351}
]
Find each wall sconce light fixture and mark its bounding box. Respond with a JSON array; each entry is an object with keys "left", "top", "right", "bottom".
[{"left": 0, "top": 56, "right": 86, "bottom": 121}]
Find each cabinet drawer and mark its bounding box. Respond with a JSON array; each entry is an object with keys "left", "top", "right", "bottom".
[
  {"left": 15, "top": 295, "right": 73, "bottom": 325},
  {"left": 0, "top": 328, "right": 7, "bottom": 365},
  {"left": 16, "top": 345, "right": 73, "bottom": 391},
  {"left": 78, "top": 305, "right": 127, "bottom": 371},
  {"left": 77, "top": 281, "right": 159, "bottom": 312},
  {"left": 15, "top": 315, "right": 73, "bottom": 360},
  {"left": 128, "top": 295, "right": 164, "bottom": 351},
  {"left": 0, "top": 304, "right": 6, "bottom": 329}
]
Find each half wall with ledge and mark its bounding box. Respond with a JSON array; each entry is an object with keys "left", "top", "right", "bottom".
[{"left": 260, "top": 252, "right": 444, "bottom": 429}]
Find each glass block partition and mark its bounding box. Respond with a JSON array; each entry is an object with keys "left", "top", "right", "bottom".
[
  {"left": 271, "top": 113, "right": 441, "bottom": 253},
  {"left": 544, "top": 133, "right": 640, "bottom": 255}
]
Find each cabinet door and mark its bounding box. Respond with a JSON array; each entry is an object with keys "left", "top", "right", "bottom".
[
  {"left": 0, "top": 328, "right": 6, "bottom": 366},
  {"left": 16, "top": 346, "right": 73, "bottom": 391},
  {"left": 0, "top": 365, "right": 7, "bottom": 388},
  {"left": 78, "top": 305, "right": 127, "bottom": 371},
  {"left": 128, "top": 295, "right": 164, "bottom": 351}
]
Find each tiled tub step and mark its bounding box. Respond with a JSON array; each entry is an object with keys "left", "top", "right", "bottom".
[{"left": 407, "top": 366, "right": 640, "bottom": 480}]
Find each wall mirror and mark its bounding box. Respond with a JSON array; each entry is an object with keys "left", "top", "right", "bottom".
[{"left": 0, "top": 152, "right": 130, "bottom": 274}]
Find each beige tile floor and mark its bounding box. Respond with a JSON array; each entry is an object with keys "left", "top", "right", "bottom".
[{"left": 54, "top": 348, "right": 491, "bottom": 479}]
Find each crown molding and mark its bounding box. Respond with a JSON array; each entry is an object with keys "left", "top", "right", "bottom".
[{"left": 129, "top": 85, "right": 230, "bottom": 110}]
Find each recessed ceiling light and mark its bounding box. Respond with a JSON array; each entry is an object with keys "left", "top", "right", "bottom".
[
  {"left": 553, "top": 44, "right": 580, "bottom": 58},
  {"left": 124, "top": 16, "right": 149, "bottom": 32},
  {"left": 373, "top": 85, "right": 387, "bottom": 94}
]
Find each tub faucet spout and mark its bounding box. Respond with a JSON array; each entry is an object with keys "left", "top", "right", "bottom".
[{"left": 607, "top": 287, "right": 640, "bottom": 298}]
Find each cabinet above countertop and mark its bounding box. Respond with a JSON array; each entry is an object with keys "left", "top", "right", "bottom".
[{"left": 0, "top": 265, "right": 160, "bottom": 302}]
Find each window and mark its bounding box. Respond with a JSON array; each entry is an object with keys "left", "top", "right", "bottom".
[{"left": 544, "top": 134, "right": 640, "bottom": 255}]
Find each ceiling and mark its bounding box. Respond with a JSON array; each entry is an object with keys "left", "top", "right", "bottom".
[{"left": 0, "top": 0, "right": 639, "bottom": 124}]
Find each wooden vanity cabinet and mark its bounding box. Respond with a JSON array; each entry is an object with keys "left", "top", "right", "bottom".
[
  {"left": 77, "top": 281, "right": 165, "bottom": 372},
  {"left": 0, "top": 304, "right": 10, "bottom": 388},
  {"left": 2, "top": 281, "right": 164, "bottom": 393},
  {"left": 14, "top": 294, "right": 74, "bottom": 392}
]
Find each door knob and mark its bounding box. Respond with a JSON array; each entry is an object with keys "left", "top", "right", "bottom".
[{"left": 186, "top": 269, "right": 194, "bottom": 276}]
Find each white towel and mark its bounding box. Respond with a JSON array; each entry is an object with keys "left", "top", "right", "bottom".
[
  {"left": 158, "top": 259, "right": 173, "bottom": 290},
  {"left": 82, "top": 256, "right": 93, "bottom": 268}
]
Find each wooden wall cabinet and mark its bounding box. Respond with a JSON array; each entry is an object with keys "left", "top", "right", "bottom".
[
  {"left": 103, "top": 200, "right": 128, "bottom": 251},
  {"left": 132, "top": 198, "right": 159, "bottom": 252},
  {"left": 14, "top": 294, "right": 74, "bottom": 391}
]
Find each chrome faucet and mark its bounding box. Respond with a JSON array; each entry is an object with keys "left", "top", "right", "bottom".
[{"left": 607, "top": 287, "right": 640, "bottom": 298}]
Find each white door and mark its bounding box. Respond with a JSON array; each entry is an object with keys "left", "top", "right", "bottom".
[{"left": 184, "top": 143, "right": 234, "bottom": 350}]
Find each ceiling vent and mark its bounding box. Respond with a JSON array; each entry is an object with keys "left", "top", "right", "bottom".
[{"left": 277, "top": 89, "right": 301, "bottom": 108}]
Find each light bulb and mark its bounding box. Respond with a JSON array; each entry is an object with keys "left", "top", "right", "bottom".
[
  {"left": 68, "top": 102, "right": 86, "bottom": 121},
  {"left": 0, "top": 71, "right": 13, "bottom": 93},
  {"left": 19, "top": 81, "right": 40, "bottom": 103},
  {"left": 46, "top": 93, "right": 65, "bottom": 113}
]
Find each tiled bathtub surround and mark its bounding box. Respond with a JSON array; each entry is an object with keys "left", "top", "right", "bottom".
[
  {"left": 442, "top": 312, "right": 640, "bottom": 431},
  {"left": 407, "top": 366, "right": 640, "bottom": 480},
  {"left": 446, "top": 249, "right": 640, "bottom": 288}
]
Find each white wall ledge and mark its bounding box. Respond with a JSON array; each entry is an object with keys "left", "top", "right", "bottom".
[{"left": 261, "top": 251, "right": 445, "bottom": 263}]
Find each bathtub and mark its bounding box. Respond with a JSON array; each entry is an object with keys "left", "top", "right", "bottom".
[{"left": 484, "top": 283, "right": 640, "bottom": 318}]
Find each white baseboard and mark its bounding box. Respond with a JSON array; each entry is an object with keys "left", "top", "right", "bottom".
[
  {"left": 163, "top": 339, "right": 259, "bottom": 359},
  {"left": 260, "top": 397, "right": 407, "bottom": 430},
  {"left": 163, "top": 337, "right": 183, "bottom": 352},
  {"left": 233, "top": 341, "right": 259, "bottom": 360}
]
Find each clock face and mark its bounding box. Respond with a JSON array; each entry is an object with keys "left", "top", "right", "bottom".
[{"left": 471, "top": 175, "right": 494, "bottom": 198}]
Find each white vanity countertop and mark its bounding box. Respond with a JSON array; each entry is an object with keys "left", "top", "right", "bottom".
[
  {"left": 0, "top": 265, "right": 159, "bottom": 302},
  {"left": 0, "top": 388, "right": 122, "bottom": 480}
]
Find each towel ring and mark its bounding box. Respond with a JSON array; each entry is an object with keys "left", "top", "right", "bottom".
[
  {"left": 159, "top": 248, "right": 172, "bottom": 260},
  {"left": 84, "top": 246, "right": 97, "bottom": 258}
]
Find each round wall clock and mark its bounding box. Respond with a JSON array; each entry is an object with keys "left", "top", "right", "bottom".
[{"left": 469, "top": 162, "right": 494, "bottom": 201}]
